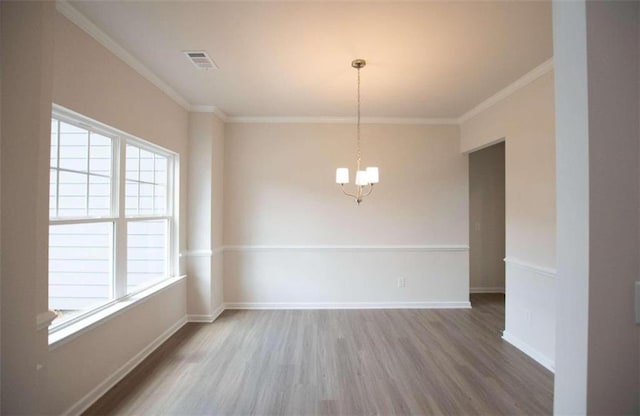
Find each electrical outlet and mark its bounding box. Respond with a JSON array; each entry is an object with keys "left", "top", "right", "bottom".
[{"left": 398, "top": 277, "right": 406, "bottom": 288}]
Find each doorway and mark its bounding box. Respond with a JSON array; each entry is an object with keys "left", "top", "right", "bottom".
[{"left": 469, "top": 142, "right": 506, "bottom": 321}]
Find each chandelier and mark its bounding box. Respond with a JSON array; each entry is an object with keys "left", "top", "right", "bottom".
[{"left": 335, "top": 59, "right": 379, "bottom": 204}]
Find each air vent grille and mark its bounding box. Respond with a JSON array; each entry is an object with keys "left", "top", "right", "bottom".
[{"left": 183, "top": 51, "right": 218, "bottom": 70}]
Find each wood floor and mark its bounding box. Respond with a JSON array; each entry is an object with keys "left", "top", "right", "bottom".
[{"left": 85, "top": 294, "right": 553, "bottom": 415}]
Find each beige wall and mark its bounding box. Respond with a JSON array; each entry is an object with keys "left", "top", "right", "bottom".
[
  {"left": 0, "top": 3, "right": 3, "bottom": 411},
  {"left": 225, "top": 123, "right": 467, "bottom": 245},
  {"left": 187, "top": 112, "right": 224, "bottom": 318},
  {"left": 582, "top": 1, "right": 639, "bottom": 412},
  {"left": 1, "top": 2, "right": 55, "bottom": 413},
  {"left": 42, "top": 11, "right": 190, "bottom": 415},
  {"left": 223, "top": 123, "right": 469, "bottom": 305},
  {"left": 469, "top": 142, "right": 505, "bottom": 292},
  {"left": 461, "top": 73, "right": 556, "bottom": 267},
  {"left": 554, "top": 1, "right": 640, "bottom": 412},
  {"left": 553, "top": 1, "right": 640, "bottom": 415},
  {"left": 46, "top": 281, "right": 186, "bottom": 414},
  {"left": 461, "top": 72, "right": 556, "bottom": 370}
]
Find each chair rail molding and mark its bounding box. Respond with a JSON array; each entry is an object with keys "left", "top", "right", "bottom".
[
  {"left": 223, "top": 244, "right": 469, "bottom": 253},
  {"left": 504, "top": 257, "right": 557, "bottom": 278}
]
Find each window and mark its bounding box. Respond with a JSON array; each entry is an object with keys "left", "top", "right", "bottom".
[{"left": 49, "top": 105, "right": 178, "bottom": 329}]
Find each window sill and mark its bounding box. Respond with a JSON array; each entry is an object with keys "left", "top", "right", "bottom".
[{"left": 49, "top": 275, "right": 186, "bottom": 350}]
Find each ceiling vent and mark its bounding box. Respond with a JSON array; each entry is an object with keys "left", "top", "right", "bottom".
[{"left": 183, "top": 51, "right": 218, "bottom": 70}]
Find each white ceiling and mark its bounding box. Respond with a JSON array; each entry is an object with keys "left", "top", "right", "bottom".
[{"left": 68, "top": 1, "right": 553, "bottom": 119}]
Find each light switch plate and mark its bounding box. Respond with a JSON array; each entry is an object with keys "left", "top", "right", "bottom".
[{"left": 635, "top": 281, "right": 640, "bottom": 325}]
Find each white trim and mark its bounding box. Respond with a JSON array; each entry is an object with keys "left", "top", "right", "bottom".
[
  {"left": 182, "top": 245, "right": 469, "bottom": 256},
  {"left": 187, "top": 304, "right": 225, "bottom": 323},
  {"left": 182, "top": 247, "right": 224, "bottom": 257},
  {"left": 504, "top": 257, "right": 557, "bottom": 278},
  {"left": 224, "top": 301, "right": 471, "bottom": 310},
  {"left": 462, "top": 136, "right": 506, "bottom": 155},
  {"left": 223, "top": 244, "right": 469, "bottom": 252},
  {"left": 470, "top": 287, "right": 505, "bottom": 294},
  {"left": 502, "top": 330, "right": 555, "bottom": 373},
  {"left": 61, "top": 315, "right": 187, "bottom": 416},
  {"left": 458, "top": 58, "right": 554, "bottom": 124},
  {"left": 49, "top": 275, "right": 186, "bottom": 349},
  {"left": 36, "top": 310, "right": 59, "bottom": 331},
  {"left": 189, "top": 105, "right": 229, "bottom": 122},
  {"left": 226, "top": 116, "right": 458, "bottom": 125},
  {"left": 55, "top": 0, "right": 191, "bottom": 111},
  {"left": 186, "top": 314, "right": 215, "bottom": 323},
  {"left": 183, "top": 249, "right": 213, "bottom": 257}
]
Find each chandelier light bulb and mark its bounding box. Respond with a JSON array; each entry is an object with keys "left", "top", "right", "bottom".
[
  {"left": 355, "top": 170, "right": 369, "bottom": 186},
  {"left": 366, "top": 167, "right": 379, "bottom": 184},
  {"left": 336, "top": 168, "right": 350, "bottom": 184}
]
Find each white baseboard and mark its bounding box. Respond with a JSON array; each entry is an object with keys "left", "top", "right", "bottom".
[
  {"left": 62, "top": 316, "right": 188, "bottom": 416},
  {"left": 224, "top": 301, "right": 471, "bottom": 310},
  {"left": 502, "top": 330, "right": 555, "bottom": 373},
  {"left": 187, "top": 304, "right": 225, "bottom": 323},
  {"left": 186, "top": 314, "right": 214, "bottom": 322},
  {"left": 470, "top": 287, "right": 505, "bottom": 294}
]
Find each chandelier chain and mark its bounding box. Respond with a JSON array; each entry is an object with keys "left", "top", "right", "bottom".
[{"left": 357, "top": 66, "right": 361, "bottom": 167}]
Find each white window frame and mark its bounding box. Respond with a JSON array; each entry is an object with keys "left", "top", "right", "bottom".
[{"left": 49, "top": 104, "right": 179, "bottom": 334}]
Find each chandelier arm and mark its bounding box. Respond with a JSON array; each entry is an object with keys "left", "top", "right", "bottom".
[
  {"left": 361, "top": 183, "right": 374, "bottom": 197},
  {"left": 340, "top": 184, "right": 358, "bottom": 200}
]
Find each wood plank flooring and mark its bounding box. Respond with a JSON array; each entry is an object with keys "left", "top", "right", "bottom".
[{"left": 85, "top": 294, "right": 553, "bottom": 415}]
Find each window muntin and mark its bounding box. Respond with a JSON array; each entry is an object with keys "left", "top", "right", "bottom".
[
  {"left": 50, "top": 120, "right": 114, "bottom": 219},
  {"left": 125, "top": 144, "right": 169, "bottom": 217},
  {"left": 49, "top": 106, "right": 177, "bottom": 329}
]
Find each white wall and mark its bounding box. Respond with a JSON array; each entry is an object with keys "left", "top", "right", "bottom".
[
  {"left": 187, "top": 112, "right": 224, "bottom": 320},
  {"left": 460, "top": 72, "right": 556, "bottom": 370},
  {"left": 553, "top": 1, "right": 640, "bottom": 413},
  {"left": 43, "top": 11, "right": 190, "bottom": 415},
  {"left": 187, "top": 113, "right": 213, "bottom": 318},
  {"left": 469, "top": 142, "right": 505, "bottom": 293},
  {"left": 223, "top": 123, "right": 470, "bottom": 307},
  {"left": 211, "top": 117, "right": 225, "bottom": 312}
]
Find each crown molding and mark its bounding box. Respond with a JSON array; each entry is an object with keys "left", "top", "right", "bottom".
[
  {"left": 457, "top": 58, "right": 554, "bottom": 124},
  {"left": 189, "top": 105, "right": 229, "bottom": 122},
  {"left": 226, "top": 116, "right": 458, "bottom": 125},
  {"left": 56, "top": 0, "right": 191, "bottom": 111}
]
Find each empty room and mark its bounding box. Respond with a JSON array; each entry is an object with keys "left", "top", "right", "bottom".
[{"left": 2, "top": 0, "right": 639, "bottom": 415}]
